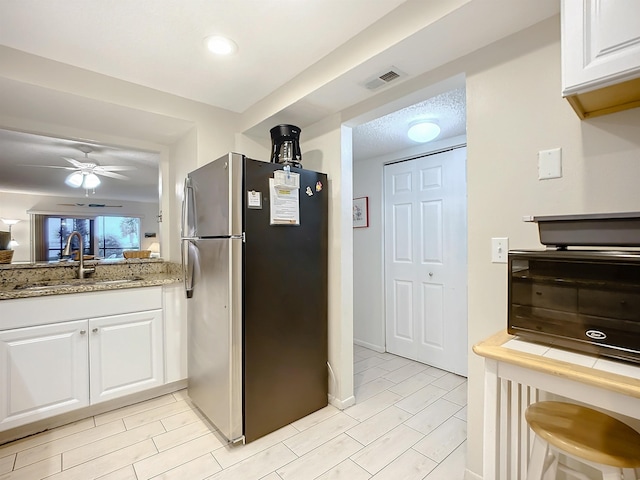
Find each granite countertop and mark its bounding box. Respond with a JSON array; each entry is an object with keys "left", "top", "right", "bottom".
[{"left": 0, "top": 259, "right": 182, "bottom": 300}]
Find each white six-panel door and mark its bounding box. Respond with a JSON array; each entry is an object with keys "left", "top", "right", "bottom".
[{"left": 384, "top": 147, "right": 467, "bottom": 375}]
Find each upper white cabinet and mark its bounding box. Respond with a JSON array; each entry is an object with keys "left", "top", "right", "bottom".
[{"left": 562, "top": 0, "right": 640, "bottom": 118}]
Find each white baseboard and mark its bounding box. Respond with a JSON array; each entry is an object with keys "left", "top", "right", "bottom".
[
  {"left": 328, "top": 394, "right": 356, "bottom": 410},
  {"left": 353, "top": 339, "right": 385, "bottom": 353}
]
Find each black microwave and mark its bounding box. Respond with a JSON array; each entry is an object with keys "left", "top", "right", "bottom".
[{"left": 508, "top": 249, "right": 640, "bottom": 364}]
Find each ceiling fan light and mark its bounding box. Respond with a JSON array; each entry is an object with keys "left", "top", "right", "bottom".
[
  {"left": 407, "top": 121, "right": 441, "bottom": 143},
  {"left": 65, "top": 171, "right": 84, "bottom": 188},
  {"left": 83, "top": 173, "right": 101, "bottom": 189}
]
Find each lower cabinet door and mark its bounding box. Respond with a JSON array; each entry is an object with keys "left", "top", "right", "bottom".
[
  {"left": 89, "top": 309, "right": 164, "bottom": 404},
  {"left": 0, "top": 320, "right": 89, "bottom": 430}
]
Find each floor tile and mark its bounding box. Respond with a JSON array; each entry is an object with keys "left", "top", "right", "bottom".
[
  {"left": 277, "top": 433, "right": 363, "bottom": 480},
  {"left": 395, "top": 384, "right": 448, "bottom": 415},
  {"left": 97, "top": 465, "right": 137, "bottom": 480},
  {"left": 0, "top": 454, "right": 15, "bottom": 474},
  {"left": 354, "top": 366, "right": 388, "bottom": 387},
  {"left": 0, "top": 455, "right": 61, "bottom": 480},
  {"left": 387, "top": 371, "right": 437, "bottom": 398},
  {"left": 403, "top": 399, "right": 463, "bottom": 436},
  {"left": 354, "top": 377, "right": 395, "bottom": 403},
  {"left": 351, "top": 424, "right": 423, "bottom": 475},
  {"left": 0, "top": 345, "right": 468, "bottom": 480},
  {"left": 123, "top": 400, "right": 192, "bottom": 430},
  {"left": 94, "top": 395, "right": 177, "bottom": 426},
  {"left": 423, "top": 441, "right": 467, "bottom": 479},
  {"left": 346, "top": 406, "right": 412, "bottom": 446},
  {"left": 412, "top": 417, "right": 467, "bottom": 462},
  {"left": 133, "top": 433, "right": 221, "bottom": 480},
  {"left": 207, "top": 443, "right": 296, "bottom": 480},
  {"left": 381, "top": 362, "right": 427, "bottom": 384},
  {"left": 63, "top": 421, "right": 165, "bottom": 469},
  {"left": 46, "top": 439, "right": 157, "bottom": 480},
  {"left": 0, "top": 418, "right": 95, "bottom": 457},
  {"left": 15, "top": 420, "right": 126, "bottom": 469},
  {"left": 290, "top": 405, "right": 340, "bottom": 432},
  {"left": 443, "top": 381, "right": 467, "bottom": 406},
  {"left": 149, "top": 453, "right": 221, "bottom": 480},
  {"left": 283, "top": 412, "right": 359, "bottom": 457},
  {"left": 212, "top": 425, "right": 298, "bottom": 470},
  {"left": 315, "top": 459, "right": 371, "bottom": 480},
  {"left": 370, "top": 448, "right": 436, "bottom": 480},
  {"left": 344, "top": 390, "right": 402, "bottom": 423}
]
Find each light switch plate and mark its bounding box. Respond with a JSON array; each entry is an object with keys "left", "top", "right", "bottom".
[
  {"left": 538, "top": 148, "right": 562, "bottom": 180},
  {"left": 492, "top": 237, "right": 508, "bottom": 263}
]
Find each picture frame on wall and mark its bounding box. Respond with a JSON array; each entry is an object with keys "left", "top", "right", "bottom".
[{"left": 353, "top": 196, "right": 369, "bottom": 228}]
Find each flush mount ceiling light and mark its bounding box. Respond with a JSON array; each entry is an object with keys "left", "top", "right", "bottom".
[
  {"left": 205, "top": 35, "right": 238, "bottom": 55},
  {"left": 407, "top": 121, "right": 441, "bottom": 143}
]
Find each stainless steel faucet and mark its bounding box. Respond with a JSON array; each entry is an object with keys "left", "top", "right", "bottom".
[{"left": 63, "top": 231, "right": 96, "bottom": 279}]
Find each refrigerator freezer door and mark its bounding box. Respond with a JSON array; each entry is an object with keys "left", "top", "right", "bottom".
[
  {"left": 187, "top": 152, "right": 243, "bottom": 237},
  {"left": 187, "top": 237, "right": 243, "bottom": 443}
]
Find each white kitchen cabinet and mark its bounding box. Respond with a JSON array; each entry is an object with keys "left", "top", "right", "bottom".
[
  {"left": 0, "top": 287, "right": 165, "bottom": 431},
  {"left": 0, "top": 320, "right": 89, "bottom": 431},
  {"left": 89, "top": 310, "right": 164, "bottom": 404},
  {"left": 562, "top": 0, "right": 640, "bottom": 118}
]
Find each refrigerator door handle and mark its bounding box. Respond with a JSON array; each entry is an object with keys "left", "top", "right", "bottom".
[
  {"left": 181, "top": 177, "right": 196, "bottom": 238},
  {"left": 181, "top": 239, "right": 195, "bottom": 298},
  {"left": 181, "top": 177, "right": 196, "bottom": 299}
]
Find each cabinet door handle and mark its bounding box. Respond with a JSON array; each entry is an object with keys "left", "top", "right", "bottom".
[
  {"left": 536, "top": 291, "right": 543, "bottom": 295},
  {"left": 92, "top": 328, "right": 99, "bottom": 333},
  {"left": 80, "top": 330, "right": 87, "bottom": 335}
]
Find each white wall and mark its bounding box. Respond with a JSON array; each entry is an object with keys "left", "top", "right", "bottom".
[
  {"left": 301, "top": 116, "right": 355, "bottom": 409},
  {"left": 352, "top": 135, "right": 467, "bottom": 352},
  {"left": 463, "top": 17, "right": 640, "bottom": 476}
]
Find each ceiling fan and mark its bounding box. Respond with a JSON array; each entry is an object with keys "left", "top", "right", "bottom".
[{"left": 30, "top": 146, "right": 136, "bottom": 194}]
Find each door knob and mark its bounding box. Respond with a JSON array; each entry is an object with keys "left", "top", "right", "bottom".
[
  {"left": 429, "top": 272, "right": 433, "bottom": 277},
  {"left": 80, "top": 330, "right": 86, "bottom": 335},
  {"left": 92, "top": 328, "right": 99, "bottom": 333}
]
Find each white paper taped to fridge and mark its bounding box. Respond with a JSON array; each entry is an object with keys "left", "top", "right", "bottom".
[
  {"left": 273, "top": 170, "right": 300, "bottom": 189},
  {"left": 269, "top": 178, "right": 300, "bottom": 225}
]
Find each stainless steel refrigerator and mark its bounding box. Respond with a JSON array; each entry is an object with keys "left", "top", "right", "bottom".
[{"left": 181, "top": 152, "right": 328, "bottom": 444}]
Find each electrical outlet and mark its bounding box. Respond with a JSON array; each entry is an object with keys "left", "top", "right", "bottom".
[{"left": 492, "top": 237, "right": 508, "bottom": 263}]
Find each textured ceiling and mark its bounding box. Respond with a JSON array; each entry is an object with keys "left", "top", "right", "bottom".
[{"left": 353, "top": 88, "right": 466, "bottom": 161}]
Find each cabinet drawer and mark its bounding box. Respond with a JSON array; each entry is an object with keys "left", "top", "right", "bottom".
[
  {"left": 512, "top": 282, "right": 577, "bottom": 312},
  {"left": 579, "top": 288, "right": 640, "bottom": 321}
]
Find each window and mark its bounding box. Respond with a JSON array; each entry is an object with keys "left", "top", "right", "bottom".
[{"left": 34, "top": 215, "right": 141, "bottom": 261}]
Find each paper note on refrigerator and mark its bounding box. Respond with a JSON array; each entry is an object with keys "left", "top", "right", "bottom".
[{"left": 269, "top": 178, "right": 300, "bottom": 225}]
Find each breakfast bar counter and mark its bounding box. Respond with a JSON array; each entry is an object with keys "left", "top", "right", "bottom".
[{"left": 473, "top": 330, "right": 640, "bottom": 479}]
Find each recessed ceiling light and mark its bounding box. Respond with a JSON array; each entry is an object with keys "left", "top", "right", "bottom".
[
  {"left": 407, "top": 121, "right": 441, "bottom": 143},
  {"left": 205, "top": 35, "right": 238, "bottom": 56}
]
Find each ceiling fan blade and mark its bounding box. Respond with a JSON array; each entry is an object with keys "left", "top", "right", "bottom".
[
  {"left": 95, "top": 170, "right": 129, "bottom": 180},
  {"left": 95, "top": 165, "right": 137, "bottom": 172},
  {"left": 62, "top": 157, "right": 85, "bottom": 168},
  {"left": 24, "top": 164, "right": 76, "bottom": 170}
]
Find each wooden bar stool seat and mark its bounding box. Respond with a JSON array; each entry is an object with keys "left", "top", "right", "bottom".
[{"left": 525, "top": 401, "right": 640, "bottom": 480}]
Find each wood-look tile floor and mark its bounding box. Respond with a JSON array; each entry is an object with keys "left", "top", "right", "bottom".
[{"left": 0, "top": 345, "right": 467, "bottom": 480}]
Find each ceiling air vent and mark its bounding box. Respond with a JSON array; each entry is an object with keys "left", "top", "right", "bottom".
[{"left": 362, "top": 66, "right": 406, "bottom": 90}]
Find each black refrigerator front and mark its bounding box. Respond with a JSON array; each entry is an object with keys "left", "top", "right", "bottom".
[{"left": 183, "top": 153, "right": 328, "bottom": 444}]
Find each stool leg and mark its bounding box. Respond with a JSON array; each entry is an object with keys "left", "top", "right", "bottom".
[{"left": 527, "top": 435, "right": 552, "bottom": 480}]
